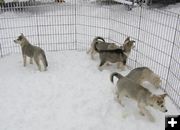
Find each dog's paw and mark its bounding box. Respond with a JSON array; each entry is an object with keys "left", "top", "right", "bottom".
[
  {"left": 98, "top": 67, "right": 103, "bottom": 71},
  {"left": 139, "top": 111, "right": 145, "bottom": 116},
  {"left": 148, "top": 115, "right": 155, "bottom": 122},
  {"left": 147, "top": 113, "right": 155, "bottom": 122}
]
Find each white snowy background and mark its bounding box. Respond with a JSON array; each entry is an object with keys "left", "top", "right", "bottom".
[{"left": 0, "top": 0, "right": 180, "bottom": 130}]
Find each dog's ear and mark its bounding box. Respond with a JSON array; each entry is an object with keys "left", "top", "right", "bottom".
[
  {"left": 124, "top": 37, "right": 130, "bottom": 43},
  {"left": 161, "top": 93, "right": 167, "bottom": 98},
  {"left": 20, "top": 33, "right": 24, "bottom": 36}
]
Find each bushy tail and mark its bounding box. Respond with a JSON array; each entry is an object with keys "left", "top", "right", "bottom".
[
  {"left": 42, "top": 51, "right": 48, "bottom": 67},
  {"left": 93, "top": 36, "right": 105, "bottom": 42},
  {"left": 94, "top": 41, "right": 100, "bottom": 53},
  {"left": 110, "top": 72, "right": 124, "bottom": 84}
]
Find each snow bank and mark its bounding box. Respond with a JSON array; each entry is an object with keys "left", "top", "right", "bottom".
[{"left": 0, "top": 51, "right": 179, "bottom": 130}]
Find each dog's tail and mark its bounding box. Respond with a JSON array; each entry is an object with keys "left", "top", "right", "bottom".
[
  {"left": 93, "top": 36, "right": 105, "bottom": 42},
  {"left": 110, "top": 72, "right": 124, "bottom": 84},
  {"left": 42, "top": 51, "right": 48, "bottom": 67},
  {"left": 94, "top": 41, "right": 100, "bottom": 53}
]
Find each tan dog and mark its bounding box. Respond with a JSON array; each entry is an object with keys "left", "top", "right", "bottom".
[
  {"left": 110, "top": 72, "right": 167, "bottom": 122},
  {"left": 14, "top": 33, "right": 48, "bottom": 71}
]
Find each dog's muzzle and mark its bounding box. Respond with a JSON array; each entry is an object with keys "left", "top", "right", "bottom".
[{"left": 14, "top": 40, "right": 17, "bottom": 43}]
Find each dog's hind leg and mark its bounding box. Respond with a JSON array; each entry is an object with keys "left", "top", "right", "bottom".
[
  {"left": 117, "top": 91, "right": 126, "bottom": 107},
  {"left": 34, "top": 58, "right": 41, "bottom": 71},
  {"left": 98, "top": 60, "right": 106, "bottom": 71},
  {"left": 91, "top": 50, "right": 96, "bottom": 60}
]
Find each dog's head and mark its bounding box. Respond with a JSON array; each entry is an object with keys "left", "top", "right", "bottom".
[
  {"left": 122, "top": 37, "right": 135, "bottom": 51},
  {"left": 151, "top": 94, "right": 168, "bottom": 113},
  {"left": 14, "top": 33, "right": 26, "bottom": 45}
]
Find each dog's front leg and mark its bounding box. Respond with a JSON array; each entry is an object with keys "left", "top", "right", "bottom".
[
  {"left": 91, "top": 50, "right": 96, "bottom": 60},
  {"left": 138, "top": 103, "right": 155, "bottom": 122},
  {"left": 23, "top": 55, "right": 27, "bottom": 67},
  {"left": 117, "top": 91, "right": 126, "bottom": 107},
  {"left": 117, "top": 62, "right": 125, "bottom": 70}
]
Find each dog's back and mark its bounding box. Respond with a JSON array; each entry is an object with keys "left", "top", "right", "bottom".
[
  {"left": 92, "top": 36, "right": 119, "bottom": 50},
  {"left": 126, "top": 67, "right": 152, "bottom": 82},
  {"left": 112, "top": 72, "right": 151, "bottom": 100},
  {"left": 126, "top": 67, "right": 161, "bottom": 87}
]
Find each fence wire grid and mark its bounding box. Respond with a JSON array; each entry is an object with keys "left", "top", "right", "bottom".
[{"left": 0, "top": 0, "right": 180, "bottom": 110}]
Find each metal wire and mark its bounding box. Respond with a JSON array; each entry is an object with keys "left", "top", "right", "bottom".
[{"left": 0, "top": 0, "right": 179, "bottom": 109}]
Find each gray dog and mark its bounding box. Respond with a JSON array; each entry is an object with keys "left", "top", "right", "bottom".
[
  {"left": 14, "top": 33, "right": 48, "bottom": 71},
  {"left": 94, "top": 41, "right": 128, "bottom": 70}
]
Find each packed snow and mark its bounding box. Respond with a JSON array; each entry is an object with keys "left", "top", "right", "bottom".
[{"left": 0, "top": 51, "right": 179, "bottom": 130}]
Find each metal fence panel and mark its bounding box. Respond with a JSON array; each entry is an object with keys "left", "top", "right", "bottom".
[
  {"left": 0, "top": 1, "right": 179, "bottom": 109},
  {"left": 166, "top": 14, "right": 180, "bottom": 109},
  {"left": 76, "top": 1, "right": 110, "bottom": 50},
  {"left": 0, "top": 1, "right": 76, "bottom": 56}
]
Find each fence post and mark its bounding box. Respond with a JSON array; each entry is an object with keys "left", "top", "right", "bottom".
[
  {"left": 108, "top": 0, "right": 111, "bottom": 42},
  {"left": 135, "top": 6, "right": 143, "bottom": 67},
  {"left": 35, "top": 10, "right": 40, "bottom": 46},
  {"left": 0, "top": 25, "right": 2, "bottom": 57},
  {"left": 165, "top": 14, "right": 179, "bottom": 90},
  {"left": 75, "top": 0, "right": 77, "bottom": 50},
  {"left": 0, "top": 43, "right": 2, "bottom": 57}
]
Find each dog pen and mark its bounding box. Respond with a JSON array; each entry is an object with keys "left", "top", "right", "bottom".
[{"left": 0, "top": 0, "right": 179, "bottom": 110}]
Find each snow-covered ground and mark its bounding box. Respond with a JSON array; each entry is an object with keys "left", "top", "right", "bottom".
[{"left": 0, "top": 51, "right": 179, "bottom": 130}]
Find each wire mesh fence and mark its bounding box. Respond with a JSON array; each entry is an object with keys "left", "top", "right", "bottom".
[{"left": 0, "top": 0, "right": 179, "bottom": 109}]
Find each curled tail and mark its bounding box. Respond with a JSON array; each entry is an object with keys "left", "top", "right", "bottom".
[
  {"left": 93, "top": 36, "right": 105, "bottom": 42},
  {"left": 94, "top": 41, "right": 100, "bottom": 53},
  {"left": 42, "top": 51, "right": 48, "bottom": 67},
  {"left": 110, "top": 72, "right": 124, "bottom": 83}
]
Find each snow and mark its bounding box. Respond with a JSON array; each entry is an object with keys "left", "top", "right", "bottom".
[{"left": 0, "top": 51, "right": 179, "bottom": 130}]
